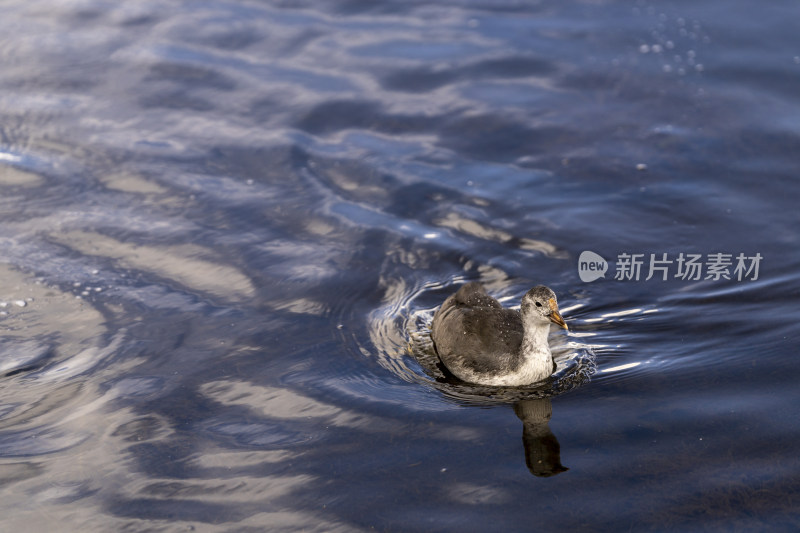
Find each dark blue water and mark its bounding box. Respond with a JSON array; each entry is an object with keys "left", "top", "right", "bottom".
[{"left": 1, "top": 0, "right": 799, "bottom": 530}]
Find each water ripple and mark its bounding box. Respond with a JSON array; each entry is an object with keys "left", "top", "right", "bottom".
[{"left": 363, "top": 276, "right": 596, "bottom": 405}]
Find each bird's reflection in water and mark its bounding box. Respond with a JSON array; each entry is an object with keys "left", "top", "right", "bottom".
[
  {"left": 513, "top": 398, "right": 568, "bottom": 477},
  {"left": 432, "top": 364, "right": 568, "bottom": 477}
]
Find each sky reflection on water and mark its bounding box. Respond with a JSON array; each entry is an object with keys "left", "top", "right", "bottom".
[{"left": 0, "top": 0, "right": 799, "bottom": 530}]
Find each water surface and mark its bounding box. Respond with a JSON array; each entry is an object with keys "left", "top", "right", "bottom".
[{"left": 0, "top": 0, "right": 799, "bottom": 531}]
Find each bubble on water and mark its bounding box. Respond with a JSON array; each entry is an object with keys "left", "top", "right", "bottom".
[
  {"left": 0, "top": 302, "right": 7, "bottom": 308},
  {"left": 665, "top": 40, "right": 674, "bottom": 49},
  {"left": 695, "top": 64, "right": 704, "bottom": 72},
  {"left": 651, "top": 44, "right": 663, "bottom": 53},
  {"left": 13, "top": 300, "right": 26, "bottom": 307},
  {"left": 794, "top": 56, "right": 800, "bottom": 64},
  {"left": 639, "top": 44, "right": 650, "bottom": 54},
  {"left": 663, "top": 64, "right": 673, "bottom": 73}
]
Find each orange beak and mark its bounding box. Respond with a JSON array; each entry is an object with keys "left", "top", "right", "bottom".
[{"left": 548, "top": 298, "right": 568, "bottom": 330}]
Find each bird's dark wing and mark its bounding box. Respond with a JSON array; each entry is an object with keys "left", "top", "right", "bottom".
[
  {"left": 448, "top": 282, "right": 503, "bottom": 310},
  {"left": 431, "top": 283, "right": 523, "bottom": 377}
]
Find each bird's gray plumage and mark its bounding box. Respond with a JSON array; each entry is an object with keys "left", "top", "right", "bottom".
[{"left": 430, "top": 282, "right": 565, "bottom": 386}]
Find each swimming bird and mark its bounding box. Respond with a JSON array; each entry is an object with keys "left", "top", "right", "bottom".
[{"left": 430, "top": 282, "right": 568, "bottom": 386}]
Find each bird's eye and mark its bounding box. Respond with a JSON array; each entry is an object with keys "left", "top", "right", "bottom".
[{"left": 535, "top": 302, "right": 542, "bottom": 307}]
